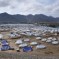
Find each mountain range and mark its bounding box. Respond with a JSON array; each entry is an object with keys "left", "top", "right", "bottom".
[{"left": 0, "top": 12, "right": 59, "bottom": 24}]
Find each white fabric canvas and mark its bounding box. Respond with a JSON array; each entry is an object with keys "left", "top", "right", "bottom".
[{"left": 36, "top": 44, "right": 46, "bottom": 49}]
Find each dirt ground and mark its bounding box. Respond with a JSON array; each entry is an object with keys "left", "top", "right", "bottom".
[{"left": 0, "top": 31, "right": 59, "bottom": 59}]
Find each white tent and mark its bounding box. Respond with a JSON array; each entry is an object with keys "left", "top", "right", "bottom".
[
  {"left": 50, "top": 30, "right": 54, "bottom": 33},
  {"left": 36, "top": 37, "right": 41, "bottom": 40},
  {"left": 20, "top": 32, "right": 26, "bottom": 35},
  {"left": 36, "top": 44, "right": 46, "bottom": 49},
  {"left": 25, "top": 32, "right": 33, "bottom": 36},
  {"left": 46, "top": 39, "right": 52, "bottom": 43},
  {"left": 30, "top": 42, "right": 38, "bottom": 45},
  {"left": 52, "top": 41, "right": 59, "bottom": 45},
  {"left": 48, "top": 37, "right": 52, "bottom": 40},
  {"left": 0, "top": 34, "right": 3, "bottom": 39},
  {"left": 42, "top": 33, "right": 46, "bottom": 36},
  {"left": 52, "top": 38, "right": 57, "bottom": 41},
  {"left": 41, "top": 38, "right": 47, "bottom": 42},
  {"left": 24, "top": 38, "right": 30, "bottom": 42},
  {"left": 19, "top": 43, "right": 28, "bottom": 48},
  {"left": 9, "top": 34, "right": 15, "bottom": 38},
  {"left": 54, "top": 33, "right": 57, "bottom": 36},
  {"left": 34, "top": 33, "right": 40, "bottom": 36},
  {"left": 15, "top": 39, "right": 23, "bottom": 45},
  {"left": 8, "top": 33, "right": 21, "bottom": 39}
]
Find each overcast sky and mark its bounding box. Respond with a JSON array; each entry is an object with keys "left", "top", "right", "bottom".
[{"left": 0, "top": 0, "right": 59, "bottom": 17}]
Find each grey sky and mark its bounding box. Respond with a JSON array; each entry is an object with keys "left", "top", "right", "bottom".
[{"left": 0, "top": 0, "right": 59, "bottom": 17}]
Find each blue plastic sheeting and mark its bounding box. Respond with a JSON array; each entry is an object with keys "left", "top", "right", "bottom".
[
  {"left": 1, "top": 40, "right": 8, "bottom": 46},
  {"left": 2, "top": 40, "right": 7, "bottom": 43},
  {"left": 2, "top": 42, "right": 8, "bottom": 46},
  {"left": 1, "top": 45, "right": 10, "bottom": 51},
  {"left": 23, "top": 46, "right": 33, "bottom": 52}
]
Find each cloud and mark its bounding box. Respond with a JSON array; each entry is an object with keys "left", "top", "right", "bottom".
[
  {"left": 37, "top": 0, "right": 56, "bottom": 5},
  {"left": 0, "top": 0, "right": 59, "bottom": 17},
  {"left": 0, "top": 0, "right": 10, "bottom": 7}
]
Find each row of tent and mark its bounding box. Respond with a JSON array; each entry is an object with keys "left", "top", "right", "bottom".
[
  {"left": 0, "top": 39, "right": 46, "bottom": 52},
  {"left": 15, "top": 36, "right": 59, "bottom": 46},
  {"left": 20, "top": 44, "right": 46, "bottom": 52},
  {"left": 8, "top": 32, "right": 21, "bottom": 39},
  {"left": 0, "top": 37, "right": 58, "bottom": 52},
  {"left": 36, "top": 37, "right": 59, "bottom": 45},
  {"left": 5, "top": 26, "right": 59, "bottom": 39},
  {"left": 0, "top": 39, "right": 33, "bottom": 52},
  {"left": 15, "top": 38, "right": 30, "bottom": 45},
  {"left": 15, "top": 39, "right": 47, "bottom": 50},
  {"left": 14, "top": 36, "right": 59, "bottom": 52}
]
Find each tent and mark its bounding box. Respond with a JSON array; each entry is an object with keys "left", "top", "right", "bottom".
[
  {"left": 50, "top": 30, "right": 54, "bottom": 33},
  {"left": 1, "top": 40, "right": 9, "bottom": 46},
  {"left": 1, "top": 45, "right": 10, "bottom": 51},
  {"left": 23, "top": 46, "right": 33, "bottom": 52},
  {"left": 1, "top": 40, "right": 7, "bottom": 43},
  {"left": 52, "top": 38, "right": 57, "bottom": 41},
  {"left": 0, "top": 34, "right": 3, "bottom": 39},
  {"left": 2, "top": 42, "right": 9, "bottom": 46},
  {"left": 34, "top": 33, "right": 40, "bottom": 36},
  {"left": 46, "top": 39, "right": 52, "bottom": 43},
  {"left": 30, "top": 42, "right": 38, "bottom": 46},
  {"left": 0, "top": 48, "right": 1, "bottom": 51},
  {"left": 15, "top": 39, "right": 23, "bottom": 45},
  {"left": 36, "top": 37, "right": 41, "bottom": 40},
  {"left": 8, "top": 34, "right": 16, "bottom": 38},
  {"left": 25, "top": 32, "right": 33, "bottom": 36},
  {"left": 36, "top": 44, "right": 46, "bottom": 49},
  {"left": 19, "top": 43, "right": 28, "bottom": 48},
  {"left": 41, "top": 38, "right": 47, "bottom": 42},
  {"left": 42, "top": 33, "right": 46, "bottom": 36},
  {"left": 48, "top": 37, "right": 52, "bottom": 40},
  {"left": 14, "top": 47, "right": 19, "bottom": 51},
  {"left": 52, "top": 41, "right": 59, "bottom": 45},
  {"left": 8, "top": 33, "right": 21, "bottom": 39},
  {"left": 54, "top": 33, "right": 57, "bottom": 36},
  {"left": 24, "top": 39, "right": 30, "bottom": 42}
]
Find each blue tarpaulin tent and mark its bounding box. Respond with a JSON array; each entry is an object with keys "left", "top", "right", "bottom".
[
  {"left": 1, "top": 45, "right": 10, "bottom": 51},
  {"left": 1, "top": 39, "right": 14, "bottom": 51},
  {"left": 2, "top": 39, "right": 7, "bottom": 42},
  {"left": 23, "top": 46, "right": 33, "bottom": 52},
  {"left": 1, "top": 40, "right": 8, "bottom": 46}
]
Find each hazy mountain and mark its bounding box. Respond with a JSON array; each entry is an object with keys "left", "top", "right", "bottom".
[{"left": 0, "top": 12, "right": 59, "bottom": 24}]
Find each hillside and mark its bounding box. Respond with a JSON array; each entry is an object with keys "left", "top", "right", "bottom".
[{"left": 0, "top": 13, "right": 59, "bottom": 24}]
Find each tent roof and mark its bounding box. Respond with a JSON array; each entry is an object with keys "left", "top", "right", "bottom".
[
  {"left": 48, "top": 37, "right": 52, "bottom": 40},
  {"left": 52, "top": 41, "right": 59, "bottom": 45},
  {"left": 15, "top": 40, "right": 23, "bottom": 44},
  {"left": 52, "top": 38, "right": 57, "bottom": 41},
  {"left": 36, "top": 37, "right": 41, "bottom": 40},
  {"left": 0, "top": 34, "right": 3, "bottom": 39},
  {"left": 23, "top": 46, "right": 32, "bottom": 52},
  {"left": 19, "top": 43, "right": 28, "bottom": 48},
  {"left": 1, "top": 45, "right": 10, "bottom": 51},
  {"left": 24, "top": 39, "right": 30, "bottom": 42},
  {"left": 41, "top": 38, "right": 47, "bottom": 42},
  {"left": 30, "top": 42, "right": 38, "bottom": 45},
  {"left": 36, "top": 44, "right": 46, "bottom": 49},
  {"left": 46, "top": 39, "right": 52, "bottom": 43}
]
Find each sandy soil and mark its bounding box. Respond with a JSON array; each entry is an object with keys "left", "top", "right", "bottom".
[{"left": 0, "top": 31, "right": 59, "bottom": 59}]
